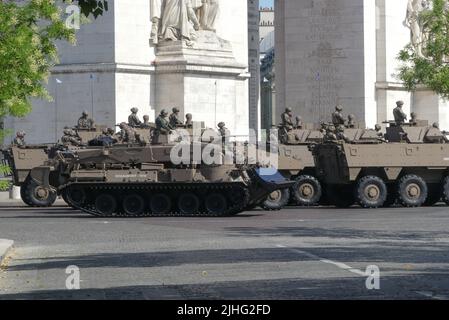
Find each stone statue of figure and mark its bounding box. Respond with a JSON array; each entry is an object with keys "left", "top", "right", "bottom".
[
  {"left": 150, "top": 0, "right": 164, "bottom": 45},
  {"left": 405, "top": 0, "right": 431, "bottom": 58},
  {"left": 159, "top": 0, "right": 200, "bottom": 44},
  {"left": 193, "top": 0, "right": 219, "bottom": 31}
]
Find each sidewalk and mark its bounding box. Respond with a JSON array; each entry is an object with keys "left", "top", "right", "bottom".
[{"left": 0, "top": 239, "right": 14, "bottom": 265}]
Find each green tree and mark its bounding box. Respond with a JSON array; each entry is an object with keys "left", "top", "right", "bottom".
[
  {"left": 0, "top": 0, "right": 107, "bottom": 190},
  {"left": 398, "top": 0, "right": 449, "bottom": 99}
]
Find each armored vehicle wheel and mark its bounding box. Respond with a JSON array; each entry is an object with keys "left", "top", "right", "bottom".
[
  {"left": 355, "top": 176, "right": 387, "bottom": 208},
  {"left": 442, "top": 176, "right": 449, "bottom": 205},
  {"left": 20, "top": 186, "right": 34, "bottom": 206},
  {"left": 292, "top": 175, "right": 322, "bottom": 206},
  {"left": 261, "top": 189, "right": 290, "bottom": 211},
  {"left": 205, "top": 193, "right": 227, "bottom": 215},
  {"left": 397, "top": 175, "right": 428, "bottom": 207},
  {"left": 327, "top": 185, "right": 355, "bottom": 208},
  {"left": 22, "top": 176, "right": 57, "bottom": 207},
  {"left": 123, "top": 194, "right": 145, "bottom": 215},
  {"left": 150, "top": 194, "right": 172, "bottom": 215},
  {"left": 424, "top": 184, "right": 442, "bottom": 207},
  {"left": 95, "top": 194, "right": 117, "bottom": 215},
  {"left": 178, "top": 193, "right": 200, "bottom": 215}
]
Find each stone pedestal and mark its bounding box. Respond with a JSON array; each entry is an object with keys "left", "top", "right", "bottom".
[{"left": 154, "top": 31, "right": 249, "bottom": 137}]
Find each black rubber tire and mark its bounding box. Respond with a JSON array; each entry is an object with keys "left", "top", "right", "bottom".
[
  {"left": 424, "top": 184, "right": 442, "bottom": 207},
  {"left": 355, "top": 176, "right": 387, "bottom": 208},
  {"left": 20, "top": 186, "right": 34, "bottom": 206},
  {"left": 95, "top": 194, "right": 117, "bottom": 215},
  {"left": 205, "top": 193, "right": 228, "bottom": 215},
  {"left": 442, "top": 176, "right": 449, "bottom": 205},
  {"left": 21, "top": 176, "right": 57, "bottom": 207},
  {"left": 261, "top": 189, "right": 290, "bottom": 211},
  {"left": 327, "top": 185, "right": 355, "bottom": 208},
  {"left": 123, "top": 194, "right": 146, "bottom": 215},
  {"left": 178, "top": 193, "right": 200, "bottom": 215},
  {"left": 291, "top": 175, "right": 322, "bottom": 206},
  {"left": 397, "top": 175, "right": 428, "bottom": 207},
  {"left": 150, "top": 194, "right": 172, "bottom": 215}
]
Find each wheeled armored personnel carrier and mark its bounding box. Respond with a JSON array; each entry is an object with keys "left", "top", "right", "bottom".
[
  {"left": 261, "top": 125, "right": 325, "bottom": 210},
  {"left": 311, "top": 121, "right": 449, "bottom": 208},
  {"left": 28, "top": 129, "right": 293, "bottom": 217}
]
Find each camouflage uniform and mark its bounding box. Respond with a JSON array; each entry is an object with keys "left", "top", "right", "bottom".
[
  {"left": 128, "top": 108, "right": 143, "bottom": 128},
  {"left": 332, "top": 106, "right": 345, "bottom": 126},
  {"left": 156, "top": 110, "right": 173, "bottom": 134},
  {"left": 393, "top": 101, "right": 407, "bottom": 125},
  {"left": 347, "top": 114, "right": 356, "bottom": 128},
  {"left": 61, "top": 129, "right": 82, "bottom": 146},
  {"left": 78, "top": 111, "right": 95, "bottom": 129},
  {"left": 169, "top": 108, "right": 184, "bottom": 128},
  {"left": 185, "top": 114, "right": 193, "bottom": 128},
  {"left": 281, "top": 108, "right": 294, "bottom": 131}
]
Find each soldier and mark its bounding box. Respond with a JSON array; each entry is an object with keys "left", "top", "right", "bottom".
[
  {"left": 128, "top": 108, "right": 143, "bottom": 128},
  {"left": 141, "top": 115, "right": 152, "bottom": 129},
  {"left": 185, "top": 113, "right": 193, "bottom": 128},
  {"left": 332, "top": 105, "right": 345, "bottom": 126},
  {"left": 169, "top": 107, "right": 184, "bottom": 128},
  {"left": 155, "top": 109, "right": 173, "bottom": 134},
  {"left": 12, "top": 131, "right": 26, "bottom": 147},
  {"left": 217, "top": 122, "right": 230, "bottom": 145},
  {"left": 61, "top": 129, "right": 82, "bottom": 146},
  {"left": 410, "top": 112, "right": 418, "bottom": 126},
  {"left": 77, "top": 111, "right": 95, "bottom": 129},
  {"left": 281, "top": 108, "right": 294, "bottom": 131},
  {"left": 336, "top": 125, "right": 349, "bottom": 142},
  {"left": 347, "top": 114, "right": 356, "bottom": 128},
  {"left": 393, "top": 101, "right": 407, "bottom": 125},
  {"left": 117, "top": 122, "right": 140, "bottom": 143},
  {"left": 295, "top": 116, "right": 303, "bottom": 129}
]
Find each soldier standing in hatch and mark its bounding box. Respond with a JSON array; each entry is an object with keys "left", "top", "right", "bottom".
[
  {"left": 169, "top": 107, "right": 184, "bottom": 128},
  {"left": 128, "top": 108, "right": 143, "bottom": 128},
  {"left": 281, "top": 108, "right": 294, "bottom": 131},
  {"left": 410, "top": 112, "right": 418, "bottom": 126},
  {"left": 156, "top": 110, "right": 174, "bottom": 134},
  {"left": 295, "top": 116, "right": 303, "bottom": 129},
  {"left": 332, "top": 105, "right": 345, "bottom": 126},
  {"left": 393, "top": 101, "right": 408, "bottom": 125},
  {"left": 141, "top": 115, "right": 152, "bottom": 129},
  {"left": 77, "top": 111, "right": 95, "bottom": 129},
  {"left": 61, "top": 129, "right": 82, "bottom": 146},
  {"left": 12, "top": 131, "right": 26, "bottom": 147},
  {"left": 347, "top": 114, "right": 356, "bottom": 128},
  {"left": 185, "top": 113, "right": 193, "bottom": 128}
]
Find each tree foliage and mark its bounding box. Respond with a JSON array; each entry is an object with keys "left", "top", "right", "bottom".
[{"left": 398, "top": 0, "right": 449, "bottom": 99}]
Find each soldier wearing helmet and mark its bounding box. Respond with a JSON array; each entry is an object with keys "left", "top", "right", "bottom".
[
  {"left": 410, "top": 112, "right": 418, "bottom": 126},
  {"left": 281, "top": 107, "right": 294, "bottom": 131},
  {"left": 295, "top": 116, "right": 303, "bottom": 129},
  {"left": 185, "top": 113, "right": 193, "bottom": 128},
  {"left": 128, "top": 108, "right": 143, "bottom": 128},
  {"left": 332, "top": 105, "right": 345, "bottom": 126},
  {"left": 169, "top": 107, "right": 184, "bottom": 128},
  {"left": 12, "top": 131, "right": 26, "bottom": 147},
  {"left": 77, "top": 110, "right": 95, "bottom": 129},
  {"left": 347, "top": 114, "right": 356, "bottom": 128},
  {"left": 393, "top": 101, "right": 407, "bottom": 125},
  {"left": 61, "top": 128, "right": 82, "bottom": 146},
  {"left": 156, "top": 109, "right": 173, "bottom": 134}
]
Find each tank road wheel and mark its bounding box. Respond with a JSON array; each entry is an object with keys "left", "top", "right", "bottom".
[
  {"left": 292, "top": 175, "right": 322, "bottom": 206},
  {"left": 178, "top": 193, "right": 200, "bottom": 215},
  {"left": 123, "top": 194, "right": 146, "bottom": 216},
  {"left": 442, "top": 176, "right": 449, "bottom": 206},
  {"left": 150, "top": 194, "right": 172, "bottom": 215},
  {"left": 424, "top": 184, "right": 442, "bottom": 207},
  {"left": 205, "top": 193, "right": 228, "bottom": 215},
  {"left": 261, "top": 189, "right": 290, "bottom": 211},
  {"left": 95, "top": 194, "right": 118, "bottom": 216},
  {"left": 22, "top": 177, "right": 57, "bottom": 207},
  {"left": 355, "top": 176, "right": 387, "bottom": 208},
  {"left": 397, "top": 175, "right": 428, "bottom": 208},
  {"left": 66, "top": 187, "right": 87, "bottom": 207}
]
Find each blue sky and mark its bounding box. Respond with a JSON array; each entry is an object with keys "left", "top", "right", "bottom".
[{"left": 260, "top": 0, "right": 274, "bottom": 8}]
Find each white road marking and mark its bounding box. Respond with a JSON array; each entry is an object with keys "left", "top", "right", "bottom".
[
  {"left": 276, "top": 244, "right": 366, "bottom": 277},
  {"left": 415, "top": 291, "right": 449, "bottom": 300}
]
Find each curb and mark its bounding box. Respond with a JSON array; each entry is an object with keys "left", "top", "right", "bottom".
[{"left": 0, "top": 239, "right": 14, "bottom": 265}]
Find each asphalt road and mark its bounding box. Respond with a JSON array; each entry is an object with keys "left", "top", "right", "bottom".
[{"left": 0, "top": 202, "right": 449, "bottom": 300}]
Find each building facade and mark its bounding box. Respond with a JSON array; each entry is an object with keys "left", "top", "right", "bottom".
[{"left": 275, "top": 0, "right": 449, "bottom": 130}]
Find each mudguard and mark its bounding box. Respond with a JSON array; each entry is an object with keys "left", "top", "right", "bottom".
[
  {"left": 30, "top": 166, "right": 52, "bottom": 188},
  {"left": 247, "top": 167, "right": 295, "bottom": 205}
]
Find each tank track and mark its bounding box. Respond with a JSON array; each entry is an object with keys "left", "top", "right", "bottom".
[{"left": 60, "top": 182, "right": 250, "bottom": 217}]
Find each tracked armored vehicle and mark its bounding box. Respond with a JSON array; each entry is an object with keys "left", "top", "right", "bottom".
[
  {"left": 312, "top": 121, "right": 449, "bottom": 208},
  {"left": 260, "top": 125, "right": 325, "bottom": 210},
  {"left": 29, "top": 130, "right": 293, "bottom": 217}
]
